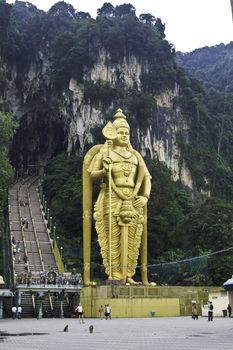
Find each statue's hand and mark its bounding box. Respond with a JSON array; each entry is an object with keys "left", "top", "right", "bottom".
[
  {"left": 103, "top": 156, "right": 112, "bottom": 172},
  {"left": 134, "top": 196, "right": 148, "bottom": 208}
]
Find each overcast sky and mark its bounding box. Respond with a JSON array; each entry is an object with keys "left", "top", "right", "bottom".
[{"left": 7, "top": 0, "right": 233, "bottom": 52}]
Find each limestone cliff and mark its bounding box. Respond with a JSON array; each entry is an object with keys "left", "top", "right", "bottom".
[
  {"left": 0, "top": 1, "right": 196, "bottom": 191},
  {"left": 0, "top": 48, "right": 193, "bottom": 189}
]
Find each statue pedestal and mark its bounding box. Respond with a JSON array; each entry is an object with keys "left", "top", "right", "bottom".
[
  {"left": 81, "top": 285, "right": 179, "bottom": 318},
  {"left": 81, "top": 285, "right": 223, "bottom": 318},
  {"left": 105, "top": 280, "right": 122, "bottom": 286}
]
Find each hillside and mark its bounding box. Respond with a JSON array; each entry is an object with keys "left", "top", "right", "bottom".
[
  {"left": 1, "top": 1, "right": 233, "bottom": 285},
  {"left": 177, "top": 42, "right": 233, "bottom": 92}
]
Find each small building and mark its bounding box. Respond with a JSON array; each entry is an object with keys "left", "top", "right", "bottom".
[
  {"left": 201, "top": 290, "right": 228, "bottom": 317},
  {"left": 223, "top": 276, "right": 233, "bottom": 310},
  {"left": 0, "top": 275, "right": 14, "bottom": 319}
]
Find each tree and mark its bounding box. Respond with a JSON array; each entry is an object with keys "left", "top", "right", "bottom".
[
  {"left": 154, "top": 18, "right": 165, "bottom": 39},
  {"left": 42, "top": 154, "right": 83, "bottom": 269},
  {"left": 48, "top": 1, "right": 77, "bottom": 20},
  {"left": 0, "top": 111, "right": 18, "bottom": 274},
  {"left": 76, "top": 11, "right": 91, "bottom": 20},
  {"left": 0, "top": 0, "right": 12, "bottom": 48},
  {"left": 97, "top": 2, "right": 115, "bottom": 17},
  {"left": 139, "top": 13, "right": 156, "bottom": 25},
  {"left": 115, "top": 4, "right": 136, "bottom": 17}
]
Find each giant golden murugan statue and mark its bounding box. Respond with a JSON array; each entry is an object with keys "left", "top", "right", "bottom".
[{"left": 83, "top": 109, "right": 152, "bottom": 285}]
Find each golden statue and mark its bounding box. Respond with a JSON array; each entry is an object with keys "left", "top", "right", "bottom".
[{"left": 83, "top": 109, "right": 152, "bottom": 285}]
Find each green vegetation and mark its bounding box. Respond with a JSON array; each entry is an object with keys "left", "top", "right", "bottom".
[
  {"left": 177, "top": 42, "right": 233, "bottom": 92},
  {"left": 42, "top": 153, "right": 233, "bottom": 286},
  {"left": 1, "top": 1, "right": 233, "bottom": 286},
  {"left": 0, "top": 111, "right": 17, "bottom": 274}
]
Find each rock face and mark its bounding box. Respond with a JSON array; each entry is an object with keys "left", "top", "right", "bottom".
[{"left": 0, "top": 49, "right": 192, "bottom": 190}]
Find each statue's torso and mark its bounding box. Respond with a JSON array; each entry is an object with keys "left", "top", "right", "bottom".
[{"left": 110, "top": 149, "right": 138, "bottom": 188}]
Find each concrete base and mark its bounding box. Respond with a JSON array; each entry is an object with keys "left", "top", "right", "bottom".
[
  {"left": 81, "top": 285, "right": 224, "bottom": 318},
  {"left": 105, "top": 279, "right": 122, "bottom": 286}
]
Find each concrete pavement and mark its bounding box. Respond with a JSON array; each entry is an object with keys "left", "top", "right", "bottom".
[{"left": 1, "top": 316, "right": 233, "bottom": 349}]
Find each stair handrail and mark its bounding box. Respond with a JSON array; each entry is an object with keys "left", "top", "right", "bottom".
[
  {"left": 30, "top": 176, "right": 56, "bottom": 272},
  {"left": 36, "top": 181, "right": 62, "bottom": 272},
  {"left": 8, "top": 194, "right": 16, "bottom": 288},
  {"left": 27, "top": 177, "right": 45, "bottom": 272},
  {"left": 17, "top": 179, "right": 30, "bottom": 272},
  {"left": 36, "top": 184, "right": 54, "bottom": 253},
  {"left": 8, "top": 177, "right": 31, "bottom": 288}
]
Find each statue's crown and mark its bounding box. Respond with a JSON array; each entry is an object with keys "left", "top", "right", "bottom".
[
  {"left": 113, "top": 108, "right": 126, "bottom": 120},
  {"left": 113, "top": 108, "right": 129, "bottom": 129}
]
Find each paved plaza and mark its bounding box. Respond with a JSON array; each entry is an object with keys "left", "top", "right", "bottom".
[{"left": 1, "top": 316, "right": 233, "bottom": 349}]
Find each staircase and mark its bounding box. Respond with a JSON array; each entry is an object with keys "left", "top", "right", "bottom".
[
  {"left": 9, "top": 176, "right": 57, "bottom": 276},
  {"left": 7, "top": 176, "right": 81, "bottom": 318},
  {"left": 8, "top": 176, "right": 58, "bottom": 317}
]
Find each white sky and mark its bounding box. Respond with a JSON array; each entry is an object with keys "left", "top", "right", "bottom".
[{"left": 7, "top": 0, "right": 233, "bottom": 52}]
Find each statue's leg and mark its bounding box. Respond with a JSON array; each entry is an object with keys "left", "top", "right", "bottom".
[
  {"left": 141, "top": 208, "right": 149, "bottom": 285},
  {"left": 126, "top": 219, "right": 143, "bottom": 284},
  {"left": 101, "top": 193, "right": 122, "bottom": 281},
  {"left": 120, "top": 225, "right": 128, "bottom": 284}
]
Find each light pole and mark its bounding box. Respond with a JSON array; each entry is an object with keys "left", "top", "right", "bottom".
[
  {"left": 60, "top": 246, "right": 63, "bottom": 259},
  {"left": 53, "top": 226, "right": 56, "bottom": 246}
]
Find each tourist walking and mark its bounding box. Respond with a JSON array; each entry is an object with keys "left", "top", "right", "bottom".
[
  {"left": 16, "top": 240, "right": 21, "bottom": 253},
  {"left": 98, "top": 305, "right": 104, "bottom": 320},
  {"left": 105, "top": 304, "right": 111, "bottom": 320},
  {"left": 227, "top": 303, "right": 232, "bottom": 317},
  {"left": 12, "top": 305, "right": 17, "bottom": 319},
  {"left": 208, "top": 301, "right": 213, "bottom": 321},
  {"left": 192, "top": 304, "right": 198, "bottom": 320},
  {"left": 17, "top": 305, "right": 22, "bottom": 319},
  {"left": 75, "top": 303, "right": 84, "bottom": 323}
]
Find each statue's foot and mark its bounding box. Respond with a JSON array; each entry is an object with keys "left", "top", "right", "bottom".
[
  {"left": 126, "top": 277, "right": 137, "bottom": 285},
  {"left": 141, "top": 278, "right": 157, "bottom": 286},
  {"left": 149, "top": 282, "right": 157, "bottom": 286}
]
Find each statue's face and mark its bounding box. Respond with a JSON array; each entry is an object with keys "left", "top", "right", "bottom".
[{"left": 115, "top": 127, "right": 130, "bottom": 146}]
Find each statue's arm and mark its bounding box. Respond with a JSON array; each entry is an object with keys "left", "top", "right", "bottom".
[
  {"left": 89, "top": 152, "right": 107, "bottom": 180},
  {"left": 142, "top": 173, "right": 151, "bottom": 199},
  {"left": 136, "top": 152, "right": 152, "bottom": 199}
]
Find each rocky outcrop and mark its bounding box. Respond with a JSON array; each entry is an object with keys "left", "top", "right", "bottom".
[{"left": 0, "top": 49, "right": 193, "bottom": 190}]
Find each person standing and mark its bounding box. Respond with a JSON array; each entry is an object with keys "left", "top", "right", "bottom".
[
  {"left": 17, "top": 305, "right": 22, "bottom": 319},
  {"left": 99, "top": 305, "right": 104, "bottom": 320},
  {"left": 105, "top": 304, "right": 111, "bottom": 320},
  {"left": 76, "top": 303, "right": 84, "bottom": 323},
  {"left": 16, "top": 240, "right": 21, "bottom": 253},
  {"left": 227, "top": 303, "right": 232, "bottom": 317},
  {"left": 208, "top": 301, "right": 213, "bottom": 321},
  {"left": 12, "top": 305, "right": 17, "bottom": 319},
  {"left": 192, "top": 303, "right": 198, "bottom": 320}
]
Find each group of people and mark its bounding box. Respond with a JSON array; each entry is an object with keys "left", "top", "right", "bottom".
[
  {"left": 12, "top": 236, "right": 28, "bottom": 270},
  {"left": 99, "top": 304, "right": 112, "bottom": 320},
  {"left": 12, "top": 305, "right": 22, "bottom": 319},
  {"left": 192, "top": 301, "right": 214, "bottom": 321},
  {"left": 192, "top": 301, "right": 233, "bottom": 321},
  {"left": 74, "top": 303, "right": 112, "bottom": 322},
  {"left": 20, "top": 199, "right": 28, "bottom": 207}
]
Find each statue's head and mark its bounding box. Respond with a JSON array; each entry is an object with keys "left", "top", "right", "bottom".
[
  {"left": 102, "top": 108, "right": 131, "bottom": 148},
  {"left": 113, "top": 109, "right": 130, "bottom": 147}
]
